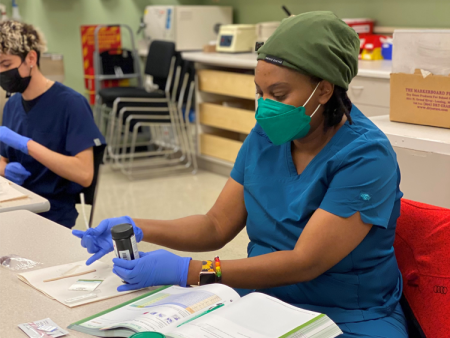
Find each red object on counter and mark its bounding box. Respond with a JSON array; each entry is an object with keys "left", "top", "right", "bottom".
[{"left": 342, "top": 18, "right": 374, "bottom": 37}]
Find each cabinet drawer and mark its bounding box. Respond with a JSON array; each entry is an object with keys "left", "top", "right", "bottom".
[
  {"left": 200, "top": 103, "right": 255, "bottom": 134},
  {"left": 200, "top": 134, "right": 243, "bottom": 163},
  {"left": 348, "top": 77, "right": 390, "bottom": 108},
  {"left": 198, "top": 70, "right": 255, "bottom": 99},
  {"left": 353, "top": 103, "right": 390, "bottom": 117}
]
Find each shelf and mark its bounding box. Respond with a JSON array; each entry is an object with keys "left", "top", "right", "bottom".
[
  {"left": 200, "top": 134, "right": 243, "bottom": 163},
  {"left": 197, "top": 69, "right": 255, "bottom": 100},
  {"left": 199, "top": 103, "right": 255, "bottom": 134}
]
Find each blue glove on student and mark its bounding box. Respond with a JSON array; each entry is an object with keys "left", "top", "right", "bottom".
[
  {"left": 4, "top": 162, "right": 31, "bottom": 185},
  {"left": 72, "top": 216, "right": 143, "bottom": 266},
  {"left": 113, "top": 250, "right": 192, "bottom": 292},
  {"left": 0, "top": 126, "right": 31, "bottom": 155}
]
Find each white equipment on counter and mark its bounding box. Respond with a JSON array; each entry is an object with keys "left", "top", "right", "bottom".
[
  {"left": 0, "top": 3, "right": 8, "bottom": 22},
  {"left": 11, "top": 0, "right": 21, "bottom": 21},
  {"left": 143, "top": 5, "right": 232, "bottom": 51},
  {"left": 256, "top": 21, "right": 280, "bottom": 43},
  {"left": 216, "top": 24, "right": 257, "bottom": 53}
]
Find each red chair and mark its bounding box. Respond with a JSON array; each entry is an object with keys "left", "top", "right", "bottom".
[{"left": 395, "top": 199, "right": 450, "bottom": 338}]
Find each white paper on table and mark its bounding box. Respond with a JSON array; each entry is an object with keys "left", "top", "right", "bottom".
[
  {"left": 0, "top": 180, "right": 27, "bottom": 202},
  {"left": 17, "top": 261, "right": 138, "bottom": 307}
]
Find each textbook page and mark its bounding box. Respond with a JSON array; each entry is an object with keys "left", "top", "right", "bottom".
[
  {"left": 169, "top": 293, "right": 343, "bottom": 338},
  {"left": 78, "top": 284, "right": 239, "bottom": 335}
]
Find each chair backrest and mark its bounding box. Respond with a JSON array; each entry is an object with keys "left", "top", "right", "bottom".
[
  {"left": 176, "top": 60, "right": 195, "bottom": 105},
  {"left": 100, "top": 48, "right": 135, "bottom": 75},
  {"left": 144, "top": 40, "right": 176, "bottom": 80},
  {"left": 395, "top": 199, "right": 450, "bottom": 338}
]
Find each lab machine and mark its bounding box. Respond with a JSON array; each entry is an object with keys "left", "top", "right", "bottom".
[
  {"left": 216, "top": 24, "right": 257, "bottom": 53},
  {"left": 143, "top": 5, "right": 232, "bottom": 51}
]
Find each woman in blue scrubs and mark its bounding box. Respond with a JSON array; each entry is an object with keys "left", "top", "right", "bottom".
[
  {"left": 74, "top": 12, "right": 407, "bottom": 337},
  {"left": 0, "top": 21, "right": 105, "bottom": 228}
]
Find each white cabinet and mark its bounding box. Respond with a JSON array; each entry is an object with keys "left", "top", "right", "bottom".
[
  {"left": 348, "top": 60, "right": 391, "bottom": 117},
  {"left": 370, "top": 115, "right": 450, "bottom": 209},
  {"left": 349, "top": 76, "right": 390, "bottom": 117}
]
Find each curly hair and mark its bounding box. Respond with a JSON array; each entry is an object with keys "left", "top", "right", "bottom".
[{"left": 0, "top": 20, "right": 47, "bottom": 66}]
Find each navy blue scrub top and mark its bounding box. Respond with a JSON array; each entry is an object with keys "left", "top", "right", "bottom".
[
  {"left": 231, "top": 105, "right": 403, "bottom": 324},
  {"left": 1, "top": 82, "right": 105, "bottom": 228}
]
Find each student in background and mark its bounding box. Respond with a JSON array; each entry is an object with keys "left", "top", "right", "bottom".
[{"left": 0, "top": 21, "right": 105, "bottom": 228}]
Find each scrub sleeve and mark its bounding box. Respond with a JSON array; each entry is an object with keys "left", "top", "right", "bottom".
[
  {"left": 64, "top": 96, "right": 105, "bottom": 156},
  {"left": 319, "top": 139, "right": 398, "bottom": 228},
  {"left": 230, "top": 134, "right": 250, "bottom": 186}
]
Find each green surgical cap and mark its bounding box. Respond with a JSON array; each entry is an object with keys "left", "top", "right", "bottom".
[{"left": 257, "top": 11, "right": 360, "bottom": 90}]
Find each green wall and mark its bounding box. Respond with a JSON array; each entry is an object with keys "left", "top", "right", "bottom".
[
  {"left": 4, "top": 0, "right": 200, "bottom": 94},
  {"left": 4, "top": 0, "right": 450, "bottom": 94},
  {"left": 204, "top": 0, "right": 450, "bottom": 28}
]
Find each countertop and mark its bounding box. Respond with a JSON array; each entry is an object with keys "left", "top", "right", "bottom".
[
  {"left": 0, "top": 176, "right": 50, "bottom": 214},
  {"left": 0, "top": 210, "right": 154, "bottom": 338},
  {"left": 370, "top": 115, "right": 450, "bottom": 155},
  {"left": 182, "top": 52, "right": 392, "bottom": 79}
]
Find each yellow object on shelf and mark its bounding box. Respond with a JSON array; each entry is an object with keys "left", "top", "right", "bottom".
[{"left": 361, "top": 47, "right": 383, "bottom": 61}]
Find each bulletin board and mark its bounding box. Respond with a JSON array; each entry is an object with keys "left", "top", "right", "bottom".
[{"left": 80, "top": 25, "right": 123, "bottom": 104}]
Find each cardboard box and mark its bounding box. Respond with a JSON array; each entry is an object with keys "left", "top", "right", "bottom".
[
  {"left": 203, "top": 44, "right": 216, "bottom": 53},
  {"left": 390, "top": 70, "right": 450, "bottom": 128},
  {"left": 40, "top": 53, "right": 65, "bottom": 83}
]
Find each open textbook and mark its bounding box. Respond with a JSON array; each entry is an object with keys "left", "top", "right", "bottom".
[{"left": 69, "top": 284, "right": 342, "bottom": 338}]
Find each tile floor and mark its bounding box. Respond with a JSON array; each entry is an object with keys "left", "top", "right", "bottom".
[{"left": 73, "top": 166, "right": 250, "bottom": 261}]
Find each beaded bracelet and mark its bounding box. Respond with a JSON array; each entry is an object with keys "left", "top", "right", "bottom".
[{"left": 214, "top": 256, "right": 222, "bottom": 283}]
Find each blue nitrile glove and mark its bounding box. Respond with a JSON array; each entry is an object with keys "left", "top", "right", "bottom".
[
  {"left": 113, "top": 249, "right": 192, "bottom": 292},
  {"left": 0, "top": 126, "right": 31, "bottom": 155},
  {"left": 72, "top": 216, "right": 143, "bottom": 266},
  {"left": 4, "top": 162, "right": 31, "bottom": 185}
]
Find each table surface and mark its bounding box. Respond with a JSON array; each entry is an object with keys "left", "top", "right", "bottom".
[
  {"left": 0, "top": 177, "right": 50, "bottom": 214},
  {"left": 182, "top": 51, "right": 392, "bottom": 79},
  {"left": 0, "top": 210, "right": 154, "bottom": 338},
  {"left": 370, "top": 115, "right": 450, "bottom": 155}
]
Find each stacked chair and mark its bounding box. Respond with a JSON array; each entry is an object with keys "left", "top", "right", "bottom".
[{"left": 95, "top": 38, "right": 197, "bottom": 179}]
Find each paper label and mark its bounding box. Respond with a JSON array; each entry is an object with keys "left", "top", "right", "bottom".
[
  {"left": 119, "top": 250, "right": 131, "bottom": 260},
  {"left": 265, "top": 55, "right": 283, "bottom": 66},
  {"left": 421, "top": 69, "right": 432, "bottom": 78},
  {"left": 130, "top": 234, "right": 140, "bottom": 260},
  {"left": 69, "top": 279, "right": 103, "bottom": 291}
]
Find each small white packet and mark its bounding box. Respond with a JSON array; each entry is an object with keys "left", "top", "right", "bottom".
[
  {"left": 69, "top": 279, "right": 103, "bottom": 291},
  {"left": 18, "top": 318, "right": 68, "bottom": 338}
]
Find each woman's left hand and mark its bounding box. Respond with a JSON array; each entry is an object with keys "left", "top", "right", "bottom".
[
  {"left": 0, "top": 127, "right": 31, "bottom": 155},
  {"left": 113, "top": 250, "right": 192, "bottom": 292}
]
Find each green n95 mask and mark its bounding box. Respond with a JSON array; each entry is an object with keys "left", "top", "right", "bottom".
[{"left": 255, "top": 82, "right": 321, "bottom": 145}]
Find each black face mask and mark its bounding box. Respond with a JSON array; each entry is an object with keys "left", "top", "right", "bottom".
[{"left": 0, "top": 63, "right": 32, "bottom": 95}]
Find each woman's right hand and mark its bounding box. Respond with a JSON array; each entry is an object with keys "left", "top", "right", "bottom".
[{"left": 72, "top": 216, "right": 143, "bottom": 265}]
